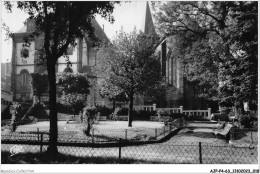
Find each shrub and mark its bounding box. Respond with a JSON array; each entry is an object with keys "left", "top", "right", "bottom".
[
  {"left": 25, "top": 103, "right": 49, "bottom": 119},
  {"left": 211, "top": 113, "right": 229, "bottom": 121},
  {"left": 240, "top": 115, "right": 256, "bottom": 128},
  {"left": 185, "top": 115, "right": 209, "bottom": 121},
  {"left": 117, "top": 108, "right": 128, "bottom": 115},
  {"left": 1, "top": 105, "right": 11, "bottom": 120},
  {"left": 170, "top": 113, "right": 186, "bottom": 120},
  {"left": 57, "top": 102, "right": 84, "bottom": 115},
  {"left": 133, "top": 110, "right": 156, "bottom": 121},
  {"left": 156, "top": 109, "right": 170, "bottom": 116},
  {"left": 96, "top": 106, "right": 113, "bottom": 116}
]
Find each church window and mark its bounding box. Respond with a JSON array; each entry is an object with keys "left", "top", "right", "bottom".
[
  {"left": 20, "top": 69, "right": 29, "bottom": 87},
  {"left": 22, "top": 73, "right": 27, "bottom": 86}
]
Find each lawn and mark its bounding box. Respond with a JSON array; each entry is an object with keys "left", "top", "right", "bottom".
[
  {"left": 2, "top": 121, "right": 166, "bottom": 142},
  {"left": 13, "top": 120, "right": 164, "bottom": 131}
]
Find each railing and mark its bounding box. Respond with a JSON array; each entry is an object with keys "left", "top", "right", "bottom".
[
  {"left": 135, "top": 104, "right": 212, "bottom": 119},
  {"left": 133, "top": 104, "right": 155, "bottom": 111},
  {"left": 156, "top": 107, "right": 182, "bottom": 114},
  {"left": 182, "top": 110, "right": 210, "bottom": 117}
]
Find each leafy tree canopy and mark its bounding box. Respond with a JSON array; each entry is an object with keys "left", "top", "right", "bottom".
[
  {"left": 57, "top": 72, "right": 90, "bottom": 95},
  {"left": 31, "top": 73, "right": 49, "bottom": 99},
  {"left": 154, "top": 1, "right": 257, "bottom": 107}
]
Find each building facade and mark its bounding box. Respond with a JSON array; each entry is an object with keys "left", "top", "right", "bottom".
[
  {"left": 10, "top": 18, "right": 110, "bottom": 106},
  {"left": 141, "top": 2, "right": 216, "bottom": 110}
]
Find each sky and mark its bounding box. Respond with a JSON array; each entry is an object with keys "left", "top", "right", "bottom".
[{"left": 1, "top": 1, "right": 150, "bottom": 63}]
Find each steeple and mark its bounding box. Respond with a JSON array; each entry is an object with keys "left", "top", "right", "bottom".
[{"left": 141, "top": 1, "right": 156, "bottom": 36}]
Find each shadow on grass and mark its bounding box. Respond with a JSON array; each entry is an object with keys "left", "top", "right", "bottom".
[
  {"left": 233, "top": 132, "right": 247, "bottom": 140},
  {"left": 179, "top": 130, "right": 228, "bottom": 140},
  {"left": 1, "top": 151, "right": 168, "bottom": 164}
]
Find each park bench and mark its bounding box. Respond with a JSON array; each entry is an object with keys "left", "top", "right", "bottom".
[
  {"left": 213, "top": 121, "right": 226, "bottom": 130},
  {"left": 117, "top": 115, "right": 128, "bottom": 121},
  {"left": 98, "top": 116, "right": 107, "bottom": 121},
  {"left": 214, "top": 123, "right": 233, "bottom": 138}
]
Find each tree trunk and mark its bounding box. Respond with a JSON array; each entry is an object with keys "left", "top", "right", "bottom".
[
  {"left": 72, "top": 109, "right": 75, "bottom": 118},
  {"left": 47, "top": 60, "right": 58, "bottom": 161},
  {"left": 22, "top": 103, "right": 36, "bottom": 120},
  {"left": 85, "top": 117, "right": 91, "bottom": 136},
  {"left": 38, "top": 94, "right": 41, "bottom": 104},
  {"left": 113, "top": 99, "right": 116, "bottom": 113},
  {"left": 234, "top": 103, "right": 245, "bottom": 128},
  {"left": 128, "top": 93, "right": 134, "bottom": 127}
]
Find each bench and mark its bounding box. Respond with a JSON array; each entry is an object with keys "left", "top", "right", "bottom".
[
  {"left": 214, "top": 124, "right": 233, "bottom": 137},
  {"left": 213, "top": 122, "right": 226, "bottom": 130},
  {"left": 117, "top": 115, "right": 128, "bottom": 121},
  {"left": 98, "top": 116, "right": 107, "bottom": 121},
  {"left": 150, "top": 116, "right": 170, "bottom": 121}
]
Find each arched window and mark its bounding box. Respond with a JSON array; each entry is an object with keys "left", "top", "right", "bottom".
[{"left": 20, "top": 69, "right": 29, "bottom": 87}]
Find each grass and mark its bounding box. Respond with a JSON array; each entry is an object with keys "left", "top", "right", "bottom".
[{"left": 2, "top": 121, "right": 165, "bottom": 142}]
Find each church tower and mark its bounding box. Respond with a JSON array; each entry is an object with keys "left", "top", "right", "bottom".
[{"left": 141, "top": 2, "right": 156, "bottom": 36}]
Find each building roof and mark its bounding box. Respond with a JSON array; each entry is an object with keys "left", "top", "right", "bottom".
[
  {"left": 15, "top": 18, "right": 110, "bottom": 43},
  {"left": 91, "top": 19, "right": 110, "bottom": 43}
]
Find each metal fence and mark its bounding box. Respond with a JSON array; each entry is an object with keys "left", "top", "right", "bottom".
[
  {"left": 1, "top": 120, "right": 258, "bottom": 164},
  {"left": 1, "top": 140, "right": 257, "bottom": 164}
]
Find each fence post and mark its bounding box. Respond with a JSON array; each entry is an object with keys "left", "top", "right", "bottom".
[
  {"left": 37, "top": 128, "right": 39, "bottom": 141},
  {"left": 125, "top": 129, "right": 127, "bottom": 140},
  {"left": 180, "top": 106, "right": 183, "bottom": 114},
  {"left": 92, "top": 129, "right": 94, "bottom": 144},
  {"left": 155, "top": 128, "right": 157, "bottom": 139},
  {"left": 199, "top": 142, "right": 202, "bottom": 164},
  {"left": 119, "top": 138, "right": 122, "bottom": 161},
  {"left": 208, "top": 108, "right": 211, "bottom": 119},
  {"left": 153, "top": 103, "right": 156, "bottom": 111},
  {"left": 40, "top": 133, "right": 43, "bottom": 153},
  {"left": 230, "top": 128, "right": 234, "bottom": 142}
]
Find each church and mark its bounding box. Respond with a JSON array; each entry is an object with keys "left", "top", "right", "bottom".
[
  {"left": 9, "top": 2, "right": 215, "bottom": 111},
  {"left": 10, "top": 17, "right": 109, "bottom": 106}
]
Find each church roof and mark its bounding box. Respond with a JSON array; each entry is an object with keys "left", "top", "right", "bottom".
[
  {"left": 15, "top": 18, "right": 110, "bottom": 43},
  {"left": 141, "top": 2, "right": 157, "bottom": 36},
  {"left": 91, "top": 19, "right": 110, "bottom": 43}
]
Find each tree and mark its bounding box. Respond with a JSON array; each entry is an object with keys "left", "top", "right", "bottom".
[
  {"left": 59, "top": 93, "right": 86, "bottom": 118},
  {"left": 96, "top": 29, "right": 165, "bottom": 127},
  {"left": 154, "top": 1, "right": 257, "bottom": 116},
  {"left": 57, "top": 72, "right": 90, "bottom": 117},
  {"left": 98, "top": 79, "right": 128, "bottom": 113},
  {"left": 5, "top": 1, "right": 117, "bottom": 160},
  {"left": 31, "top": 73, "right": 49, "bottom": 103}
]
